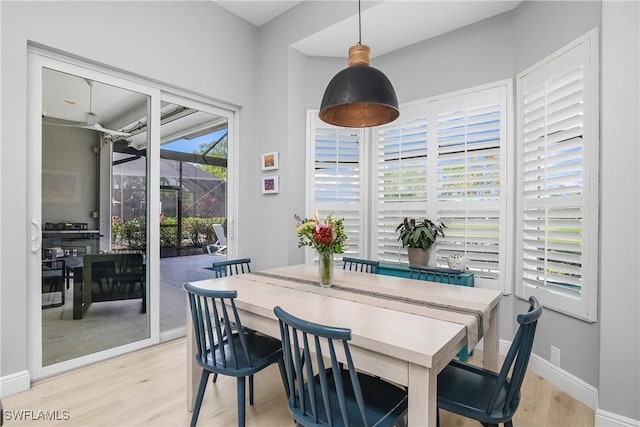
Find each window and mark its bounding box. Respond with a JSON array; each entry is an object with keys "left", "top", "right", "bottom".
[
  {"left": 307, "top": 81, "right": 511, "bottom": 291},
  {"left": 306, "top": 112, "right": 365, "bottom": 262},
  {"left": 372, "top": 83, "right": 510, "bottom": 289},
  {"left": 429, "top": 86, "right": 510, "bottom": 288},
  {"left": 374, "top": 105, "right": 429, "bottom": 264},
  {"left": 516, "top": 29, "right": 599, "bottom": 321}
]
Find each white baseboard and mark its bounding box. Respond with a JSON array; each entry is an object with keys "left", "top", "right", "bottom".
[
  {"left": 476, "top": 339, "right": 598, "bottom": 409},
  {"left": 527, "top": 351, "right": 598, "bottom": 409},
  {"left": 159, "top": 326, "right": 186, "bottom": 342},
  {"left": 482, "top": 339, "right": 638, "bottom": 425},
  {"left": 0, "top": 370, "right": 30, "bottom": 397},
  {"left": 595, "top": 409, "right": 640, "bottom": 426}
]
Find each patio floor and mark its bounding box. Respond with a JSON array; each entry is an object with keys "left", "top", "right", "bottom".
[{"left": 41, "top": 253, "right": 225, "bottom": 366}]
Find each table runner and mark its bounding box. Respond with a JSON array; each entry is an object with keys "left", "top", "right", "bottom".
[{"left": 246, "top": 271, "right": 484, "bottom": 349}]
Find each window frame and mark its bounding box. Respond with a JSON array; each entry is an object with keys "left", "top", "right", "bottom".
[
  {"left": 515, "top": 29, "right": 599, "bottom": 322},
  {"left": 306, "top": 80, "right": 512, "bottom": 293},
  {"left": 304, "top": 111, "right": 368, "bottom": 263}
]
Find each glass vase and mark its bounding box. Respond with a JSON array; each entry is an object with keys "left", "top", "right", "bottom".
[{"left": 318, "top": 251, "right": 334, "bottom": 288}]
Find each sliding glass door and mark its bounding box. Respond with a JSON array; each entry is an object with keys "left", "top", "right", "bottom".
[
  {"left": 28, "top": 53, "right": 160, "bottom": 378},
  {"left": 28, "top": 51, "right": 237, "bottom": 378},
  {"left": 158, "top": 97, "right": 231, "bottom": 339}
]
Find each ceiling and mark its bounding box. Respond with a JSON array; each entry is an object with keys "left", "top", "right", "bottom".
[
  {"left": 215, "top": 0, "right": 522, "bottom": 58},
  {"left": 213, "top": 1, "right": 303, "bottom": 27},
  {"left": 42, "top": 1, "right": 522, "bottom": 140}
]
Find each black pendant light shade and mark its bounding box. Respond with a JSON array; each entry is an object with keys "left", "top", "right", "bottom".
[
  {"left": 318, "top": 1, "right": 399, "bottom": 128},
  {"left": 319, "top": 60, "right": 399, "bottom": 128}
]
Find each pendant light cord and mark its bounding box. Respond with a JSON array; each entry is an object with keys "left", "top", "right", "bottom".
[{"left": 358, "top": 0, "right": 362, "bottom": 45}]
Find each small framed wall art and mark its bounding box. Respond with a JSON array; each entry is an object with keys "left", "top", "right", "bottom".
[
  {"left": 261, "top": 176, "right": 280, "bottom": 194},
  {"left": 261, "top": 152, "right": 279, "bottom": 171}
]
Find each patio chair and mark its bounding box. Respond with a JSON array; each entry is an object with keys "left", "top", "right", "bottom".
[
  {"left": 205, "top": 224, "right": 227, "bottom": 255},
  {"left": 274, "top": 305, "right": 408, "bottom": 427},
  {"left": 42, "top": 259, "right": 66, "bottom": 308}
]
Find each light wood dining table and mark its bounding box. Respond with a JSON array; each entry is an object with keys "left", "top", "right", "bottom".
[{"left": 186, "top": 264, "right": 502, "bottom": 427}]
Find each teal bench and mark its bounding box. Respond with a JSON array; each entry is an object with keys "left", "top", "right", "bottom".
[{"left": 377, "top": 262, "right": 475, "bottom": 361}]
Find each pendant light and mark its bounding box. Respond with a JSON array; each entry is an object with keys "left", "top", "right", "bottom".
[{"left": 319, "top": 0, "right": 399, "bottom": 128}]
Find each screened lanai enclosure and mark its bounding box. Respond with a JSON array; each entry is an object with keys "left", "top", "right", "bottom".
[{"left": 112, "top": 145, "right": 227, "bottom": 257}]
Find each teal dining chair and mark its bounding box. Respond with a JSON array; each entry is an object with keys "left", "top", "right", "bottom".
[
  {"left": 274, "top": 305, "right": 408, "bottom": 427},
  {"left": 211, "top": 258, "right": 251, "bottom": 278},
  {"left": 437, "top": 296, "right": 543, "bottom": 427},
  {"left": 342, "top": 257, "right": 379, "bottom": 273},
  {"left": 185, "top": 283, "right": 285, "bottom": 427},
  {"left": 210, "top": 257, "right": 253, "bottom": 384},
  {"left": 408, "top": 264, "right": 466, "bottom": 285}
]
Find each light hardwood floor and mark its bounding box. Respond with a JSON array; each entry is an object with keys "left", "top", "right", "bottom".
[{"left": 3, "top": 338, "right": 594, "bottom": 426}]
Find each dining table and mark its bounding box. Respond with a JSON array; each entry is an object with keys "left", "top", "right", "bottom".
[{"left": 185, "top": 264, "right": 502, "bottom": 426}]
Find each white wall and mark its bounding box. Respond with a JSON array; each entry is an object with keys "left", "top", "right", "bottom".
[
  {"left": 511, "top": 0, "right": 602, "bottom": 387},
  {"left": 259, "top": 1, "right": 639, "bottom": 420},
  {"left": 249, "top": 1, "right": 358, "bottom": 271},
  {"left": 295, "top": 0, "right": 602, "bottom": 386},
  {"left": 599, "top": 1, "right": 640, "bottom": 421},
  {"left": 42, "top": 127, "right": 100, "bottom": 229},
  {"left": 0, "top": 0, "right": 258, "bottom": 379}
]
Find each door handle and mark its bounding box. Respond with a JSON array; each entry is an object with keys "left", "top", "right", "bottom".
[{"left": 31, "top": 220, "right": 41, "bottom": 252}]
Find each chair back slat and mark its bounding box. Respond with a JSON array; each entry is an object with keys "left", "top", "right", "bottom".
[
  {"left": 189, "top": 294, "right": 206, "bottom": 358},
  {"left": 486, "top": 296, "right": 542, "bottom": 416},
  {"left": 230, "top": 300, "right": 253, "bottom": 368},
  {"left": 212, "top": 258, "right": 252, "bottom": 278},
  {"left": 328, "top": 340, "right": 350, "bottom": 425},
  {"left": 209, "top": 297, "right": 228, "bottom": 368},
  {"left": 312, "top": 334, "right": 328, "bottom": 424},
  {"left": 343, "top": 339, "right": 369, "bottom": 424},
  {"left": 409, "top": 264, "right": 463, "bottom": 284},
  {"left": 185, "top": 283, "right": 256, "bottom": 371},
  {"left": 342, "top": 257, "right": 379, "bottom": 274},
  {"left": 275, "top": 305, "right": 371, "bottom": 427}
]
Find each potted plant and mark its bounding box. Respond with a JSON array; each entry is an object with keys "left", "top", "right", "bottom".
[{"left": 395, "top": 217, "right": 446, "bottom": 266}]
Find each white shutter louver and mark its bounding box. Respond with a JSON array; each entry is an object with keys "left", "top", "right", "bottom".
[
  {"left": 309, "top": 115, "right": 364, "bottom": 258},
  {"left": 432, "top": 88, "right": 507, "bottom": 284},
  {"left": 375, "top": 112, "right": 428, "bottom": 263},
  {"left": 517, "top": 30, "right": 598, "bottom": 321}
]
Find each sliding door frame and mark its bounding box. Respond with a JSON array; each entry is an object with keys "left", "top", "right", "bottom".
[{"left": 27, "top": 46, "right": 238, "bottom": 380}]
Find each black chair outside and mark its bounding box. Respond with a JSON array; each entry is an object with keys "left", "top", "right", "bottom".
[
  {"left": 185, "top": 283, "right": 285, "bottom": 427},
  {"left": 342, "top": 257, "right": 379, "bottom": 274},
  {"left": 114, "top": 253, "right": 146, "bottom": 313},
  {"left": 274, "top": 305, "right": 408, "bottom": 427},
  {"left": 42, "top": 259, "right": 66, "bottom": 308},
  {"left": 437, "top": 296, "right": 543, "bottom": 427},
  {"left": 211, "top": 258, "right": 251, "bottom": 278}
]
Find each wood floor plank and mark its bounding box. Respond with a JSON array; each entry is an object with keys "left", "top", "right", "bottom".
[{"left": 3, "top": 338, "right": 594, "bottom": 426}]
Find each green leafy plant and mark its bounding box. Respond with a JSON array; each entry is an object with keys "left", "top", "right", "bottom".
[{"left": 395, "top": 217, "right": 446, "bottom": 250}]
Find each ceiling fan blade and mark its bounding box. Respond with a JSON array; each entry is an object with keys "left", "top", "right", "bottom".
[
  {"left": 42, "top": 116, "right": 84, "bottom": 127},
  {"left": 81, "top": 123, "right": 132, "bottom": 137},
  {"left": 44, "top": 84, "right": 131, "bottom": 137}
]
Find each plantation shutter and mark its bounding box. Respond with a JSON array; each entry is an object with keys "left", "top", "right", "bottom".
[
  {"left": 429, "top": 86, "right": 508, "bottom": 288},
  {"left": 516, "top": 31, "right": 598, "bottom": 321},
  {"left": 373, "top": 104, "right": 429, "bottom": 263},
  {"left": 307, "top": 112, "right": 365, "bottom": 260}
]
